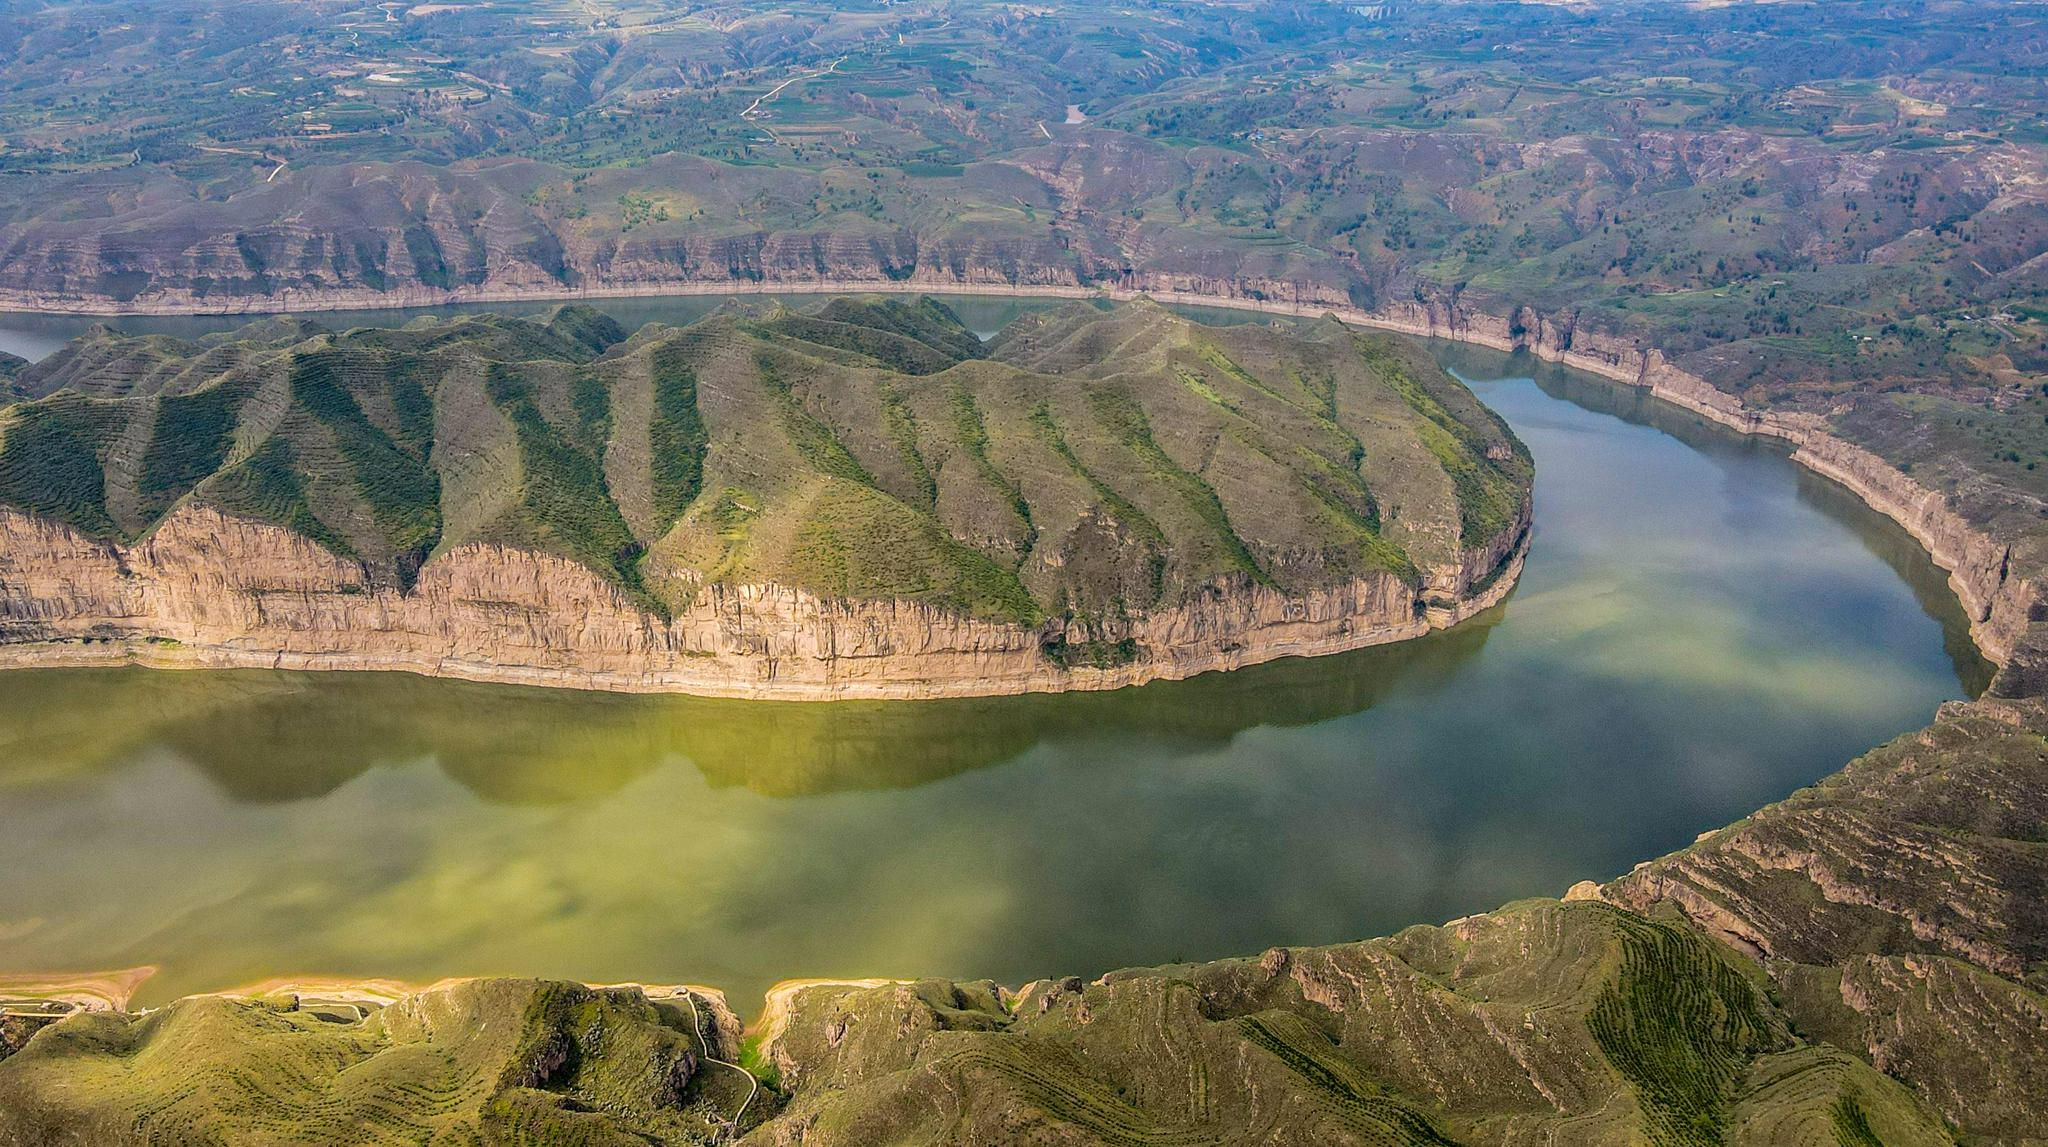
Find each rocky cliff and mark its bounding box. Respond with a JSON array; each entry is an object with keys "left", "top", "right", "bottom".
[
  {"left": 0, "top": 298, "right": 1531, "bottom": 699},
  {"left": 18, "top": 263, "right": 2021, "bottom": 692},
  {"left": 1343, "top": 295, "right": 2044, "bottom": 687},
  {"left": 0, "top": 502, "right": 1524, "bottom": 700}
]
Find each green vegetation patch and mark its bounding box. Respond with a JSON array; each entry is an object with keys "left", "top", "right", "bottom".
[
  {"left": 485, "top": 364, "right": 648, "bottom": 600},
  {"left": 1089, "top": 388, "right": 1271, "bottom": 587},
  {"left": 289, "top": 349, "right": 442, "bottom": 562},
  {"left": 1031, "top": 400, "right": 1167, "bottom": 606},
  {"left": 204, "top": 437, "right": 354, "bottom": 557},
  {"left": 877, "top": 380, "right": 939, "bottom": 508},
  {"left": 948, "top": 385, "right": 1034, "bottom": 548},
  {"left": 1291, "top": 445, "right": 1419, "bottom": 584},
  {"left": 0, "top": 395, "right": 126, "bottom": 538},
  {"left": 385, "top": 356, "right": 438, "bottom": 454},
  {"left": 1195, "top": 343, "right": 1289, "bottom": 406},
  {"left": 816, "top": 296, "right": 985, "bottom": 363},
  {"left": 1830, "top": 1095, "right": 1885, "bottom": 1147},
  {"left": 569, "top": 369, "right": 612, "bottom": 455},
  {"left": 785, "top": 479, "right": 1040, "bottom": 624},
  {"left": 648, "top": 344, "right": 709, "bottom": 529},
  {"left": 1587, "top": 912, "right": 1780, "bottom": 1146},
  {"left": 1176, "top": 367, "right": 1230, "bottom": 410},
  {"left": 756, "top": 352, "right": 874, "bottom": 485},
  {"left": 544, "top": 306, "right": 629, "bottom": 358},
  {"left": 764, "top": 315, "right": 964, "bottom": 376},
  {"left": 1360, "top": 338, "right": 1529, "bottom": 542},
  {"left": 137, "top": 380, "right": 254, "bottom": 522},
  {"left": 1235, "top": 1012, "right": 1460, "bottom": 1144}
]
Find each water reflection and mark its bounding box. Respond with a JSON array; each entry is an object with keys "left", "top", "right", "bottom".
[
  {"left": 0, "top": 612, "right": 1499, "bottom": 806},
  {"left": 0, "top": 345, "right": 1980, "bottom": 1010}
]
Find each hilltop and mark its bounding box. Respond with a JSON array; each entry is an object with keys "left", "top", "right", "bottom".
[{"left": 0, "top": 297, "right": 1530, "bottom": 698}]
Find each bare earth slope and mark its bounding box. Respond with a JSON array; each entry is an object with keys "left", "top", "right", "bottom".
[{"left": 0, "top": 296, "right": 1530, "bottom": 699}]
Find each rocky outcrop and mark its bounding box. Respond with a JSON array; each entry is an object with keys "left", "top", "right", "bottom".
[{"left": 0, "top": 502, "right": 1526, "bottom": 700}]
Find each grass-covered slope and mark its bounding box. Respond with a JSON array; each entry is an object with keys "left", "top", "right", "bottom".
[
  {"left": 736, "top": 860, "right": 1978, "bottom": 1147},
  {"left": 7, "top": 703, "right": 2038, "bottom": 1144},
  {"left": 0, "top": 979, "right": 751, "bottom": 1147},
  {"left": 0, "top": 297, "right": 1529, "bottom": 624},
  {"left": 0, "top": 911, "right": 1953, "bottom": 1146}
]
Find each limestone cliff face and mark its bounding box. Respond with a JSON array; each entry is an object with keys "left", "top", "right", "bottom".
[{"left": 0, "top": 503, "right": 1526, "bottom": 700}]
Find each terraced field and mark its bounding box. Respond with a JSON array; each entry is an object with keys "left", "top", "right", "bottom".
[{"left": 0, "top": 882, "right": 1991, "bottom": 1144}]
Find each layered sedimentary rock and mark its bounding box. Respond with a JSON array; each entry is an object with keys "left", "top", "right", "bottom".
[
  {"left": 0, "top": 502, "right": 1524, "bottom": 699},
  {"left": 1605, "top": 697, "right": 2048, "bottom": 1138},
  {"left": 0, "top": 297, "right": 1530, "bottom": 699}
]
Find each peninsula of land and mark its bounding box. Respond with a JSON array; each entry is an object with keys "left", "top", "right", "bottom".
[{"left": 0, "top": 296, "right": 1531, "bottom": 699}]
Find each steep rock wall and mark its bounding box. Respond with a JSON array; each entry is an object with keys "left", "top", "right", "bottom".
[
  {"left": 0, "top": 503, "right": 1526, "bottom": 700},
  {"left": 1330, "top": 296, "right": 2038, "bottom": 677}
]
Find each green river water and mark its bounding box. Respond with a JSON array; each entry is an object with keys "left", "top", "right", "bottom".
[{"left": 0, "top": 301, "right": 1989, "bottom": 1008}]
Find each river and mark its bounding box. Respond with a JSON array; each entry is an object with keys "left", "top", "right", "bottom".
[{"left": 0, "top": 300, "right": 1988, "bottom": 1008}]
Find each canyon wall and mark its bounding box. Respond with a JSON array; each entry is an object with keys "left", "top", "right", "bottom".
[
  {"left": 1027, "top": 278, "right": 2038, "bottom": 683},
  {"left": 0, "top": 502, "right": 1526, "bottom": 700},
  {"left": 0, "top": 255, "right": 2026, "bottom": 689},
  {"left": 1319, "top": 294, "right": 2040, "bottom": 680}
]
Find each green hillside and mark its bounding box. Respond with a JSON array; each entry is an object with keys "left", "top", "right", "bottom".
[{"left": 0, "top": 298, "right": 1529, "bottom": 624}]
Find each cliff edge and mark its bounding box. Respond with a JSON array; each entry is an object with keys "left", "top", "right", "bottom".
[{"left": 0, "top": 297, "right": 1531, "bottom": 699}]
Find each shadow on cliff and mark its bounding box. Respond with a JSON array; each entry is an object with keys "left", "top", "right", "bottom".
[{"left": 0, "top": 608, "right": 1504, "bottom": 806}]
